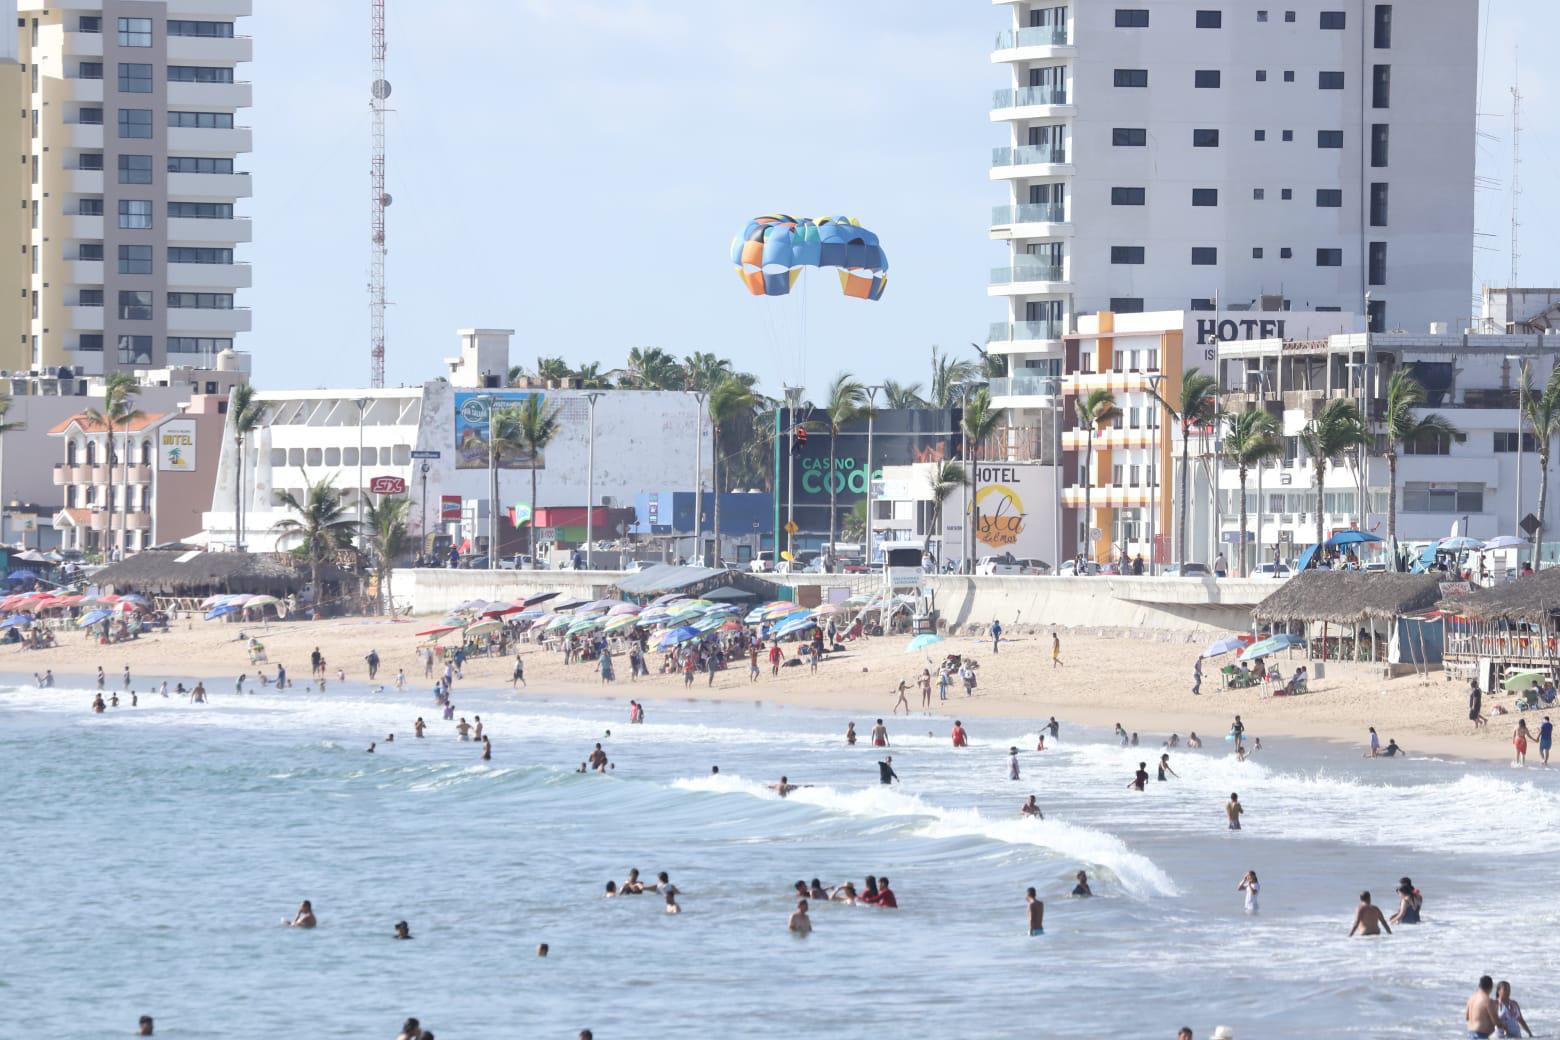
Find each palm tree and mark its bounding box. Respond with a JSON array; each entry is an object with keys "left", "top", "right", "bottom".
[
  {"left": 1382, "top": 370, "right": 1461, "bottom": 564},
  {"left": 1149, "top": 369, "right": 1218, "bottom": 568},
  {"left": 534, "top": 357, "right": 572, "bottom": 383},
  {"left": 1299, "top": 398, "right": 1369, "bottom": 552},
  {"left": 1221, "top": 410, "right": 1282, "bottom": 576},
  {"left": 883, "top": 379, "right": 926, "bottom": 409},
  {"left": 1073, "top": 389, "right": 1120, "bottom": 564},
  {"left": 229, "top": 382, "right": 264, "bottom": 551},
  {"left": 682, "top": 352, "right": 734, "bottom": 393},
  {"left": 708, "top": 377, "right": 760, "bottom": 563},
  {"left": 961, "top": 387, "right": 1005, "bottom": 570},
  {"left": 625, "top": 347, "right": 681, "bottom": 389},
  {"left": 930, "top": 345, "right": 980, "bottom": 408},
  {"left": 363, "top": 493, "right": 410, "bottom": 614},
  {"left": 272, "top": 474, "right": 356, "bottom": 610},
  {"left": 506, "top": 365, "right": 527, "bottom": 388},
  {"left": 0, "top": 393, "right": 26, "bottom": 519},
  {"left": 572, "top": 361, "right": 611, "bottom": 389},
  {"left": 972, "top": 340, "right": 1008, "bottom": 379},
  {"left": 1521, "top": 362, "right": 1560, "bottom": 570},
  {"left": 843, "top": 500, "right": 868, "bottom": 543},
  {"left": 84, "top": 373, "right": 143, "bottom": 559},
  {"left": 924, "top": 459, "right": 966, "bottom": 564},
  {"left": 511, "top": 394, "right": 562, "bottom": 565},
  {"left": 823, "top": 373, "right": 867, "bottom": 565}
]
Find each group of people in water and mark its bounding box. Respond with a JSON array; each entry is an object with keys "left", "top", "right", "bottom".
[{"left": 603, "top": 869, "right": 681, "bottom": 914}]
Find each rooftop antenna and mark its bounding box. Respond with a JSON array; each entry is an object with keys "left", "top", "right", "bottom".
[
  {"left": 1510, "top": 50, "right": 1521, "bottom": 289},
  {"left": 369, "top": 0, "right": 390, "bottom": 388}
]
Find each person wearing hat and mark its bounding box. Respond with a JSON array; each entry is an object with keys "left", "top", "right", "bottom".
[{"left": 1211, "top": 1028, "right": 1236, "bottom": 1040}]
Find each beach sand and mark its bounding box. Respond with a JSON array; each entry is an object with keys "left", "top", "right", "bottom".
[{"left": 12, "top": 614, "right": 1527, "bottom": 763}]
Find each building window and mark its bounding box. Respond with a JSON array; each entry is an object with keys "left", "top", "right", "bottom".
[
  {"left": 1316, "top": 189, "right": 1342, "bottom": 207},
  {"left": 118, "top": 200, "right": 152, "bottom": 229},
  {"left": 79, "top": 335, "right": 104, "bottom": 353},
  {"left": 1318, "top": 71, "right": 1344, "bottom": 89},
  {"left": 1252, "top": 247, "right": 1264, "bottom": 259},
  {"left": 1280, "top": 247, "right": 1293, "bottom": 259},
  {"left": 117, "top": 335, "right": 152, "bottom": 365},
  {"left": 1110, "top": 187, "right": 1146, "bottom": 205},
  {"left": 1320, "top": 10, "right": 1347, "bottom": 28},
  {"left": 1283, "top": 70, "right": 1295, "bottom": 82},
  {"left": 1112, "top": 128, "right": 1147, "bottom": 147},
  {"left": 325, "top": 447, "right": 341, "bottom": 467},
  {"left": 167, "top": 201, "right": 233, "bottom": 219},
  {"left": 1256, "top": 69, "right": 1267, "bottom": 82},
  {"left": 168, "top": 247, "right": 233, "bottom": 264},
  {"left": 363, "top": 447, "right": 380, "bottom": 466},
  {"left": 1193, "top": 128, "right": 1220, "bottom": 147},
  {"left": 79, "top": 243, "right": 104, "bottom": 261},
  {"left": 1402, "top": 432, "right": 1453, "bottom": 457},
  {"left": 1315, "top": 248, "right": 1343, "bottom": 267},
  {"left": 1109, "top": 297, "right": 1145, "bottom": 313},
  {"left": 118, "top": 154, "right": 153, "bottom": 184},
  {"left": 117, "top": 108, "right": 152, "bottom": 139},
  {"left": 1494, "top": 432, "right": 1538, "bottom": 453},
  {"left": 1190, "top": 298, "right": 1217, "bottom": 311},
  {"left": 167, "top": 292, "right": 234, "bottom": 309},
  {"left": 118, "top": 290, "right": 153, "bottom": 320},
  {"left": 118, "top": 244, "right": 152, "bottom": 274},
  {"left": 79, "top": 198, "right": 105, "bottom": 216},
  {"left": 1110, "top": 247, "right": 1145, "bottom": 265},
  {"left": 77, "top": 15, "right": 102, "bottom": 32},
  {"left": 168, "top": 111, "right": 235, "bottom": 129},
  {"left": 1191, "top": 247, "right": 1218, "bottom": 266},
  {"left": 1368, "top": 299, "right": 1386, "bottom": 332},
  {"left": 118, "top": 62, "right": 153, "bottom": 93},
  {"left": 1374, "top": 4, "right": 1392, "bottom": 47},
  {"left": 1281, "top": 188, "right": 1293, "bottom": 200},
  {"left": 1253, "top": 188, "right": 1265, "bottom": 200},
  {"left": 1282, "top": 129, "right": 1293, "bottom": 142},
  {"left": 117, "top": 17, "right": 152, "bottom": 47},
  {"left": 1196, "top": 10, "right": 1222, "bottom": 27},
  {"left": 1370, "top": 183, "right": 1388, "bottom": 226},
  {"left": 1285, "top": 10, "right": 1297, "bottom": 21},
  {"left": 1114, "top": 69, "right": 1149, "bottom": 87},
  {"left": 1317, "top": 130, "right": 1344, "bottom": 148},
  {"left": 1195, "top": 70, "right": 1221, "bottom": 88},
  {"left": 167, "top": 65, "right": 236, "bottom": 84},
  {"left": 79, "top": 289, "right": 104, "bottom": 307},
  {"left": 1371, "top": 124, "right": 1389, "bottom": 167},
  {"left": 1368, "top": 242, "right": 1387, "bottom": 285},
  {"left": 1254, "top": 129, "right": 1266, "bottom": 141},
  {"left": 1191, "top": 188, "right": 1218, "bottom": 206},
  {"left": 78, "top": 61, "right": 103, "bottom": 80},
  {"left": 1114, "top": 9, "right": 1150, "bottom": 27},
  {"left": 79, "top": 153, "right": 104, "bottom": 171},
  {"left": 78, "top": 106, "right": 103, "bottom": 125},
  {"left": 1373, "top": 65, "right": 1391, "bottom": 108},
  {"left": 168, "top": 156, "right": 235, "bottom": 174},
  {"left": 1257, "top": 10, "right": 1268, "bottom": 22},
  {"left": 168, "top": 336, "right": 233, "bottom": 355},
  {"left": 167, "top": 20, "right": 235, "bottom": 38}
]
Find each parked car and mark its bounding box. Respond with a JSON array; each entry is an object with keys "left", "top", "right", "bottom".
[
  {"left": 1163, "top": 563, "right": 1213, "bottom": 578},
  {"left": 976, "top": 555, "right": 1025, "bottom": 576},
  {"left": 1254, "top": 562, "right": 1294, "bottom": 579},
  {"left": 750, "top": 552, "right": 775, "bottom": 573},
  {"left": 1058, "top": 559, "right": 1100, "bottom": 576},
  {"left": 1015, "top": 558, "right": 1053, "bottom": 575}
]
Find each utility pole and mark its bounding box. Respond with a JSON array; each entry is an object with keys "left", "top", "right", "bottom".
[
  {"left": 584, "top": 391, "right": 602, "bottom": 570},
  {"left": 783, "top": 385, "right": 803, "bottom": 563},
  {"left": 369, "top": 0, "right": 390, "bottom": 387},
  {"left": 691, "top": 389, "right": 706, "bottom": 565},
  {"left": 864, "top": 384, "right": 882, "bottom": 562}
]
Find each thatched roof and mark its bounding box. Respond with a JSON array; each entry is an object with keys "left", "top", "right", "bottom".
[
  {"left": 92, "top": 550, "right": 334, "bottom": 596},
  {"left": 611, "top": 564, "right": 779, "bottom": 602},
  {"left": 1253, "top": 571, "right": 1445, "bottom": 624},
  {"left": 1442, "top": 568, "right": 1560, "bottom": 622}
]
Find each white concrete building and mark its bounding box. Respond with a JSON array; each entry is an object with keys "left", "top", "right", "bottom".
[
  {"left": 989, "top": 0, "right": 1477, "bottom": 428},
  {"left": 18, "top": 0, "right": 253, "bottom": 374}
]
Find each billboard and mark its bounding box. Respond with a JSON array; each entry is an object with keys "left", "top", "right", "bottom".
[
  {"left": 453, "top": 390, "right": 549, "bottom": 470},
  {"left": 157, "top": 419, "right": 197, "bottom": 472},
  {"left": 973, "top": 463, "right": 1056, "bottom": 562},
  {"left": 776, "top": 408, "right": 962, "bottom": 528},
  {"left": 440, "top": 495, "right": 462, "bottom": 522}
]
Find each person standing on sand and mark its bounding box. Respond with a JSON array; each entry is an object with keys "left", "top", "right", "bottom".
[
  {"left": 892, "top": 682, "right": 911, "bottom": 715},
  {"left": 1367, "top": 726, "right": 1380, "bottom": 757},
  {"left": 990, "top": 618, "right": 1002, "bottom": 654},
  {"left": 918, "top": 670, "right": 932, "bottom": 708},
  {"left": 1347, "top": 892, "right": 1391, "bottom": 936},
  {"left": 938, "top": 667, "right": 951, "bottom": 701},
  {"left": 748, "top": 643, "right": 759, "bottom": 683},
  {"left": 1226, "top": 792, "right": 1244, "bottom": 829},
  {"left": 1025, "top": 888, "right": 1044, "bottom": 935},
  {"left": 1192, "top": 657, "right": 1203, "bottom": 696},
  {"left": 1051, "top": 631, "right": 1063, "bottom": 668},
  {"left": 870, "top": 719, "right": 889, "bottom": 747},
  {"left": 1470, "top": 680, "right": 1487, "bottom": 731}
]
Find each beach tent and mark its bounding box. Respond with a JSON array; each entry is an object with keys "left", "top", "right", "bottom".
[
  {"left": 1252, "top": 571, "right": 1444, "bottom": 664},
  {"left": 1389, "top": 612, "right": 1444, "bottom": 666}
]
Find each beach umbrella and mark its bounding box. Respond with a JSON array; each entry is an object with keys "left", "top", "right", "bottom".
[
  {"left": 650, "top": 593, "right": 687, "bottom": 606},
  {"left": 450, "top": 598, "right": 487, "bottom": 613},
  {"left": 414, "top": 624, "right": 458, "bottom": 638},
  {"left": 608, "top": 603, "right": 642, "bottom": 616},
  {"left": 5, "top": 569, "right": 39, "bottom": 583},
  {"left": 665, "top": 607, "right": 706, "bottom": 627},
  {"left": 550, "top": 598, "right": 589, "bottom": 612},
  {"left": 774, "top": 616, "right": 817, "bottom": 640},
  {"left": 566, "top": 616, "right": 606, "bottom": 636},
  {"left": 810, "top": 603, "right": 842, "bottom": 616},
  {"left": 582, "top": 598, "right": 626, "bottom": 612},
  {"left": 204, "top": 604, "right": 242, "bottom": 621},
  {"left": 521, "top": 591, "right": 561, "bottom": 607},
  {"left": 742, "top": 607, "right": 768, "bottom": 625},
  {"left": 544, "top": 614, "right": 578, "bottom": 632},
  {"left": 678, "top": 599, "right": 714, "bottom": 610},
  {"left": 656, "top": 625, "right": 701, "bottom": 649},
  {"left": 0, "top": 613, "right": 32, "bottom": 629},
  {"left": 604, "top": 614, "right": 641, "bottom": 634},
  {"left": 78, "top": 608, "right": 114, "bottom": 627},
  {"left": 1239, "top": 633, "right": 1303, "bottom": 658},
  {"left": 464, "top": 618, "right": 502, "bottom": 637},
  {"left": 1502, "top": 670, "right": 1547, "bottom": 692},
  {"left": 1482, "top": 535, "right": 1525, "bottom": 550},
  {"left": 718, "top": 619, "right": 743, "bottom": 632},
  {"left": 118, "top": 593, "right": 150, "bottom": 605},
  {"left": 763, "top": 602, "right": 799, "bottom": 618},
  {"left": 906, "top": 633, "right": 945, "bottom": 652},
  {"left": 243, "top": 595, "right": 281, "bottom": 609},
  {"left": 1324, "top": 530, "right": 1383, "bottom": 548},
  {"left": 692, "top": 614, "right": 728, "bottom": 633},
  {"left": 480, "top": 605, "right": 524, "bottom": 618},
  {"left": 1201, "top": 637, "right": 1248, "bottom": 659},
  {"left": 511, "top": 609, "right": 546, "bottom": 621},
  {"left": 1438, "top": 536, "right": 1485, "bottom": 551}
]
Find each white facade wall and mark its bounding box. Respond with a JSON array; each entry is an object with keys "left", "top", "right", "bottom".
[{"left": 990, "top": 0, "right": 1476, "bottom": 424}]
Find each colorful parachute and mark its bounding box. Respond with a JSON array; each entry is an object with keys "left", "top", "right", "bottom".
[{"left": 731, "top": 215, "right": 888, "bottom": 300}]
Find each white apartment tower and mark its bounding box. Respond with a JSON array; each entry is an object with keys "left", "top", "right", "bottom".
[
  {"left": 989, "top": 1, "right": 1477, "bottom": 421},
  {"left": 17, "top": 1, "right": 251, "bottom": 375}
]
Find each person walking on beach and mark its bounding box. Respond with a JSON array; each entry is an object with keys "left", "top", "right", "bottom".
[
  {"left": 1226, "top": 792, "right": 1244, "bottom": 830},
  {"left": 938, "top": 667, "right": 951, "bottom": 701},
  {"left": 1348, "top": 892, "right": 1391, "bottom": 936},
  {"left": 1051, "top": 631, "right": 1063, "bottom": 668},
  {"left": 990, "top": 618, "right": 1002, "bottom": 654},
  {"left": 789, "top": 899, "right": 812, "bottom": 936},
  {"left": 512, "top": 655, "right": 526, "bottom": 688},
  {"left": 1192, "top": 656, "right": 1203, "bottom": 696},
  {"left": 1514, "top": 719, "right": 1532, "bottom": 765},
  {"left": 365, "top": 650, "right": 380, "bottom": 680},
  {"left": 1026, "top": 888, "right": 1044, "bottom": 935},
  {"left": 769, "top": 641, "right": 783, "bottom": 676},
  {"left": 1470, "top": 680, "right": 1487, "bottom": 731},
  {"left": 877, "top": 756, "right": 899, "bottom": 785},
  {"left": 871, "top": 719, "right": 890, "bottom": 747},
  {"left": 1467, "top": 976, "right": 1499, "bottom": 1038},
  {"left": 892, "top": 680, "right": 911, "bottom": 715},
  {"left": 748, "top": 643, "right": 759, "bottom": 683},
  {"left": 1238, "top": 870, "right": 1260, "bottom": 914}
]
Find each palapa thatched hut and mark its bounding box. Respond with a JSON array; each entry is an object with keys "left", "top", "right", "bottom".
[
  {"left": 91, "top": 549, "right": 336, "bottom": 608},
  {"left": 1441, "top": 569, "right": 1560, "bottom": 682},
  {"left": 1253, "top": 572, "right": 1445, "bottom": 664}
]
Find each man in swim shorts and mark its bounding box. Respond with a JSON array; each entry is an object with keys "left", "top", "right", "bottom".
[
  {"left": 1026, "top": 887, "right": 1044, "bottom": 935},
  {"left": 1540, "top": 716, "right": 1553, "bottom": 766},
  {"left": 870, "top": 719, "right": 889, "bottom": 747},
  {"left": 1466, "top": 975, "right": 1498, "bottom": 1038},
  {"left": 1348, "top": 891, "right": 1391, "bottom": 936},
  {"left": 1226, "top": 792, "right": 1244, "bottom": 829}
]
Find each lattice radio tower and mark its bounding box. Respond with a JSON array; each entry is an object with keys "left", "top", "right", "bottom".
[{"left": 369, "top": 0, "right": 390, "bottom": 387}]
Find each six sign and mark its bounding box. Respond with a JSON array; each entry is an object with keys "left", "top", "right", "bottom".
[{"left": 369, "top": 475, "right": 407, "bottom": 495}]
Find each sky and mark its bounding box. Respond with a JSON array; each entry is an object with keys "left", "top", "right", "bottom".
[{"left": 244, "top": 0, "right": 1554, "bottom": 398}]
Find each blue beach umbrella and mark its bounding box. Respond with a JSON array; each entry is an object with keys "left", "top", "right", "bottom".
[
  {"left": 204, "top": 604, "right": 242, "bottom": 621},
  {"left": 1324, "top": 530, "right": 1383, "bottom": 548},
  {"left": 0, "top": 613, "right": 32, "bottom": 629},
  {"left": 657, "top": 625, "right": 701, "bottom": 650},
  {"left": 6, "top": 569, "right": 39, "bottom": 583},
  {"left": 906, "top": 633, "right": 945, "bottom": 652},
  {"left": 1240, "top": 633, "right": 1303, "bottom": 659},
  {"left": 79, "top": 608, "right": 114, "bottom": 627}
]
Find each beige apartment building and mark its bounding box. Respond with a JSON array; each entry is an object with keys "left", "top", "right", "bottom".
[{"left": 15, "top": 0, "right": 251, "bottom": 375}]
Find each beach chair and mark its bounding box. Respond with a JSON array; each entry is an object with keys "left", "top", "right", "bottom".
[{"left": 1516, "top": 689, "right": 1541, "bottom": 712}]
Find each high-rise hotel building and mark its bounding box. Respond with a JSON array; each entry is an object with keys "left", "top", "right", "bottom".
[
  {"left": 13, "top": 1, "right": 251, "bottom": 375},
  {"left": 988, "top": 1, "right": 1476, "bottom": 422}
]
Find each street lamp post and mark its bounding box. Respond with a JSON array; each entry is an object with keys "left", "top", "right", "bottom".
[
  {"left": 583, "top": 391, "right": 603, "bottom": 570},
  {"left": 1146, "top": 372, "right": 1165, "bottom": 577},
  {"left": 419, "top": 460, "right": 430, "bottom": 563},
  {"left": 354, "top": 396, "right": 368, "bottom": 564},
  {"left": 1507, "top": 354, "right": 1527, "bottom": 541},
  {"left": 864, "top": 384, "right": 883, "bottom": 564},
  {"left": 691, "top": 389, "right": 707, "bottom": 566},
  {"left": 474, "top": 393, "right": 497, "bottom": 570},
  {"left": 783, "top": 385, "right": 803, "bottom": 563}
]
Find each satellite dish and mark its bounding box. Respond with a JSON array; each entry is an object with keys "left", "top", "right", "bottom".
[
  {"left": 372, "top": 79, "right": 392, "bottom": 100},
  {"left": 381, "top": 193, "right": 392, "bottom": 207}
]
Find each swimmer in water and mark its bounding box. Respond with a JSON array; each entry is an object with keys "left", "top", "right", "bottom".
[
  {"left": 1157, "top": 754, "right": 1179, "bottom": 781},
  {"left": 1026, "top": 888, "right": 1044, "bottom": 935},
  {"left": 393, "top": 920, "right": 412, "bottom": 940},
  {"left": 769, "top": 775, "right": 802, "bottom": 798},
  {"left": 870, "top": 719, "right": 889, "bottom": 747},
  {"left": 367, "top": 742, "right": 376, "bottom": 753},
  {"left": 1348, "top": 891, "right": 1392, "bottom": 936},
  {"left": 1187, "top": 732, "right": 1202, "bottom": 748},
  {"left": 455, "top": 717, "right": 472, "bottom": 741},
  {"left": 588, "top": 743, "right": 608, "bottom": 772},
  {"left": 1235, "top": 746, "right": 1248, "bottom": 762},
  {"left": 385, "top": 733, "right": 394, "bottom": 743},
  {"left": 481, "top": 736, "right": 491, "bottom": 761},
  {"left": 236, "top": 674, "right": 246, "bottom": 695},
  {"left": 663, "top": 890, "right": 681, "bottom": 914},
  {"left": 1021, "top": 795, "right": 1043, "bottom": 818},
  {"left": 91, "top": 693, "right": 105, "bottom": 714},
  {"left": 1072, "top": 871, "right": 1092, "bottom": 897},
  {"left": 1226, "top": 792, "right": 1244, "bottom": 830},
  {"left": 287, "top": 900, "right": 317, "bottom": 928},
  {"left": 414, "top": 718, "right": 426, "bottom": 738},
  {"left": 1128, "top": 762, "right": 1149, "bottom": 791},
  {"left": 1008, "top": 747, "right": 1021, "bottom": 780},
  {"left": 396, "top": 668, "right": 406, "bottom": 690},
  {"left": 109, "top": 692, "right": 119, "bottom": 707},
  {"left": 845, "top": 722, "right": 857, "bottom": 745},
  {"left": 789, "top": 898, "right": 812, "bottom": 936},
  {"left": 1036, "top": 733, "right": 1046, "bottom": 751}
]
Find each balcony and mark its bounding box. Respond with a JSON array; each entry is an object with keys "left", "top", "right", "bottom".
[
  {"left": 167, "top": 34, "right": 253, "bottom": 64},
  {"left": 1062, "top": 428, "right": 1156, "bottom": 451},
  {"left": 68, "top": 305, "right": 105, "bottom": 331},
  {"left": 63, "top": 30, "right": 103, "bottom": 57},
  {"left": 66, "top": 168, "right": 104, "bottom": 195},
  {"left": 67, "top": 259, "right": 105, "bottom": 284},
  {"left": 166, "top": 125, "right": 253, "bottom": 155},
  {"left": 988, "top": 375, "right": 1063, "bottom": 401},
  {"left": 87, "top": 464, "right": 110, "bottom": 484},
  {"left": 68, "top": 123, "right": 104, "bottom": 149},
  {"left": 53, "top": 464, "right": 73, "bottom": 486},
  {"left": 167, "top": 171, "right": 253, "bottom": 199},
  {"left": 167, "top": 216, "right": 252, "bottom": 244},
  {"left": 991, "top": 202, "right": 1071, "bottom": 239},
  {"left": 168, "top": 261, "right": 252, "bottom": 290},
  {"left": 69, "top": 77, "right": 104, "bottom": 103},
  {"left": 989, "top": 261, "right": 1069, "bottom": 296},
  {"left": 991, "top": 85, "right": 1074, "bottom": 121},
  {"left": 124, "top": 511, "right": 152, "bottom": 532},
  {"left": 990, "top": 145, "right": 1072, "bottom": 180},
  {"left": 988, "top": 319, "right": 1065, "bottom": 348},
  {"left": 167, "top": 306, "right": 251, "bottom": 335},
  {"left": 168, "top": 79, "right": 253, "bottom": 110},
  {"left": 995, "top": 27, "right": 1069, "bottom": 49},
  {"left": 69, "top": 214, "right": 105, "bottom": 239},
  {"left": 167, "top": 0, "right": 253, "bottom": 14}
]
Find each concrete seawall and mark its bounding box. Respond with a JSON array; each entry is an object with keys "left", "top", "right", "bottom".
[{"left": 393, "top": 568, "right": 1269, "bottom": 637}]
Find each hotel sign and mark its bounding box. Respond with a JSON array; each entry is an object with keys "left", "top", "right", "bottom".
[
  {"left": 1189, "top": 312, "right": 1365, "bottom": 361},
  {"left": 157, "top": 419, "right": 197, "bottom": 472}
]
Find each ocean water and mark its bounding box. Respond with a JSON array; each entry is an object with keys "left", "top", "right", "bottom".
[{"left": 1, "top": 678, "right": 1556, "bottom": 1038}]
